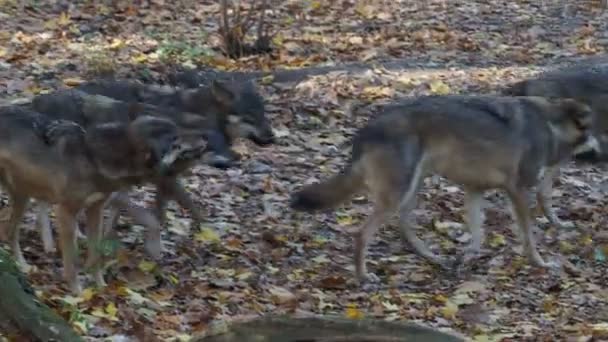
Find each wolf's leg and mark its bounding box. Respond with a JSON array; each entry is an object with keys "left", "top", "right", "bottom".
[
  {"left": 104, "top": 193, "right": 122, "bottom": 232},
  {"left": 109, "top": 193, "right": 163, "bottom": 259},
  {"left": 6, "top": 195, "right": 29, "bottom": 270},
  {"left": 84, "top": 199, "right": 107, "bottom": 288},
  {"left": 56, "top": 205, "right": 82, "bottom": 294},
  {"left": 462, "top": 191, "right": 485, "bottom": 262},
  {"left": 397, "top": 156, "right": 447, "bottom": 266},
  {"left": 163, "top": 179, "right": 205, "bottom": 228},
  {"left": 536, "top": 166, "right": 574, "bottom": 229},
  {"left": 155, "top": 181, "right": 170, "bottom": 228},
  {"left": 507, "top": 186, "right": 559, "bottom": 269},
  {"left": 35, "top": 201, "right": 55, "bottom": 253},
  {"left": 354, "top": 205, "right": 390, "bottom": 283}
]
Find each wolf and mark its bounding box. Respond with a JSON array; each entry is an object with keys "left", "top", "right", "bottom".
[
  {"left": 289, "top": 95, "right": 596, "bottom": 282},
  {"left": 76, "top": 78, "right": 275, "bottom": 165},
  {"left": 503, "top": 68, "right": 608, "bottom": 162},
  {"left": 26, "top": 90, "right": 214, "bottom": 254},
  {"left": 0, "top": 105, "right": 205, "bottom": 293}
]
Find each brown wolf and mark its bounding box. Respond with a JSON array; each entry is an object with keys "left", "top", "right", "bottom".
[
  {"left": 0, "top": 105, "right": 204, "bottom": 293},
  {"left": 290, "top": 95, "right": 596, "bottom": 282},
  {"left": 27, "top": 90, "right": 214, "bottom": 255}
]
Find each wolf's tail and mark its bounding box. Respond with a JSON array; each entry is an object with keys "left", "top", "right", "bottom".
[{"left": 290, "top": 163, "right": 364, "bottom": 212}]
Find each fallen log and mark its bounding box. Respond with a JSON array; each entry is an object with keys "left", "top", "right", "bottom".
[
  {"left": 191, "top": 315, "right": 466, "bottom": 342},
  {"left": 0, "top": 247, "right": 83, "bottom": 342}
]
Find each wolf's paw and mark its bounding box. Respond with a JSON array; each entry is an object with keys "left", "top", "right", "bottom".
[
  {"left": 69, "top": 281, "right": 83, "bottom": 296},
  {"left": 532, "top": 256, "right": 562, "bottom": 271},
  {"left": 144, "top": 239, "right": 163, "bottom": 260},
  {"left": 354, "top": 271, "right": 381, "bottom": 290},
  {"left": 554, "top": 220, "right": 575, "bottom": 230},
  {"left": 363, "top": 272, "right": 381, "bottom": 283},
  {"left": 543, "top": 258, "right": 563, "bottom": 271},
  {"left": 92, "top": 270, "right": 107, "bottom": 288}
]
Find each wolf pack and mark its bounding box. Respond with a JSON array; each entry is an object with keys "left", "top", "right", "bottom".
[{"left": 0, "top": 62, "right": 606, "bottom": 294}]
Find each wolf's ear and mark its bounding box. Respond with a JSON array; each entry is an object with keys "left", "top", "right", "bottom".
[
  {"left": 210, "top": 79, "right": 236, "bottom": 105},
  {"left": 560, "top": 98, "right": 593, "bottom": 130}
]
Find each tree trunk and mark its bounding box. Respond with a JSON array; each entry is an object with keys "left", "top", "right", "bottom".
[
  {"left": 0, "top": 248, "right": 83, "bottom": 342},
  {"left": 191, "top": 315, "right": 466, "bottom": 342}
]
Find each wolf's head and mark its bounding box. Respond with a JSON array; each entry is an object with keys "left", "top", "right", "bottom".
[
  {"left": 209, "top": 80, "right": 275, "bottom": 146},
  {"left": 127, "top": 116, "right": 206, "bottom": 176},
  {"left": 544, "top": 98, "right": 599, "bottom": 159}
]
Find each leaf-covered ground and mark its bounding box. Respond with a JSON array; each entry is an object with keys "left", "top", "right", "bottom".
[{"left": 2, "top": 0, "right": 608, "bottom": 341}]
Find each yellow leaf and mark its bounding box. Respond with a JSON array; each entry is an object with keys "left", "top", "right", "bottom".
[
  {"left": 429, "top": 80, "right": 451, "bottom": 95},
  {"left": 362, "top": 86, "right": 395, "bottom": 99},
  {"left": 580, "top": 234, "right": 593, "bottom": 246},
  {"left": 355, "top": 3, "right": 375, "bottom": 19},
  {"left": 105, "top": 302, "right": 118, "bottom": 319},
  {"left": 72, "top": 320, "right": 88, "bottom": 334},
  {"left": 261, "top": 75, "right": 274, "bottom": 85},
  {"left": 309, "top": 1, "right": 322, "bottom": 11},
  {"left": 559, "top": 240, "right": 575, "bottom": 253},
  {"left": 592, "top": 322, "right": 608, "bottom": 333},
  {"left": 272, "top": 33, "right": 284, "bottom": 46},
  {"left": 489, "top": 232, "right": 506, "bottom": 248},
  {"left": 25, "top": 84, "right": 43, "bottom": 95},
  {"left": 91, "top": 303, "right": 119, "bottom": 321},
  {"left": 0, "top": 47, "right": 6, "bottom": 58},
  {"left": 63, "top": 77, "right": 86, "bottom": 87},
  {"left": 44, "top": 19, "right": 58, "bottom": 30},
  {"left": 91, "top": 307, "right": 106, "bottom": 318},
  {"left": 433, "top": 294, "right": 448, "bottom": 303},
  {"left": 58, "top": 12, "right": 71, "bottom": 27},
  {"left": 138, "top": 260, "right": 157, "bottom": 273},
  {"left": 336, "top": 214, "right": 355, "bottom": 226},
  {"left": 81, "top": 288, "right": 96, "bottom": 301},
  {"left": 108, "top": 38, "right": 125, "bottom": 50},
  {"left": 441, "top": 300, "right": 459, "bottom": 320},
  {"left": 345, "top": 304, "right": 364, "bottom": 319},
  {"left": 175, "top": 334, "right": 192, "bottom": 342},
  {"left": 168, "top": 274, "right": 179, "bottom": 285},
  {"left": 195, "top": 227, "right": 220, "bottom": 243},
  {"left": 131, "top": 53, "right": 148, "bottom": 64}
]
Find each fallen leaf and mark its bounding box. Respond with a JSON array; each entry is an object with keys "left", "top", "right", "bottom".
[
  {"left": 345, "top": 304, "right": 364, "bottom": 319},
  {"left": 429, "top": 80, "right": 452, "bottom": 95},
  {"left": 195, "top": 227, "right": 220, "bottom": 243},
  {"left": 63, "top": 77, "right": 86, "bottom": 87},
  {"left": 138, "top": 260, "right": 157, "bottom": 273},
  {"left": 489, "top": 233, "right": 506, "bottom": 248},
  {"left": 441, "top": 300, "right": 459, "bottom": 320},
  {"left": 268, "top": 286, "right": 296, "bottom": 304}
]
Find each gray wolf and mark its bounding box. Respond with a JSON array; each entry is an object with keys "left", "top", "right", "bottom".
[
  {"left": 503, "top": 69, "right": 608, "bottom": 162},
  {"left": 0, "top": 105, "right": 204, "bottom": 293},
  {"left": 26, "top": 90, "right": 213, "bottom": 254},
  {"left": 290, "top": 95, "right": 596, "bottom": 282},
  {"left": 76, "top": 78, "right": 275, "bottom": 165}
]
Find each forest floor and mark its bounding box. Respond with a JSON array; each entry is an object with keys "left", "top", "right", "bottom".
[{"left": 2, "top": 0, "right": 608, "bottom": 341}]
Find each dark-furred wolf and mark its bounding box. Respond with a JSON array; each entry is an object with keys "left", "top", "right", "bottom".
[{"left": 290, "top": 95, "right": 596, "bottom": 282}]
